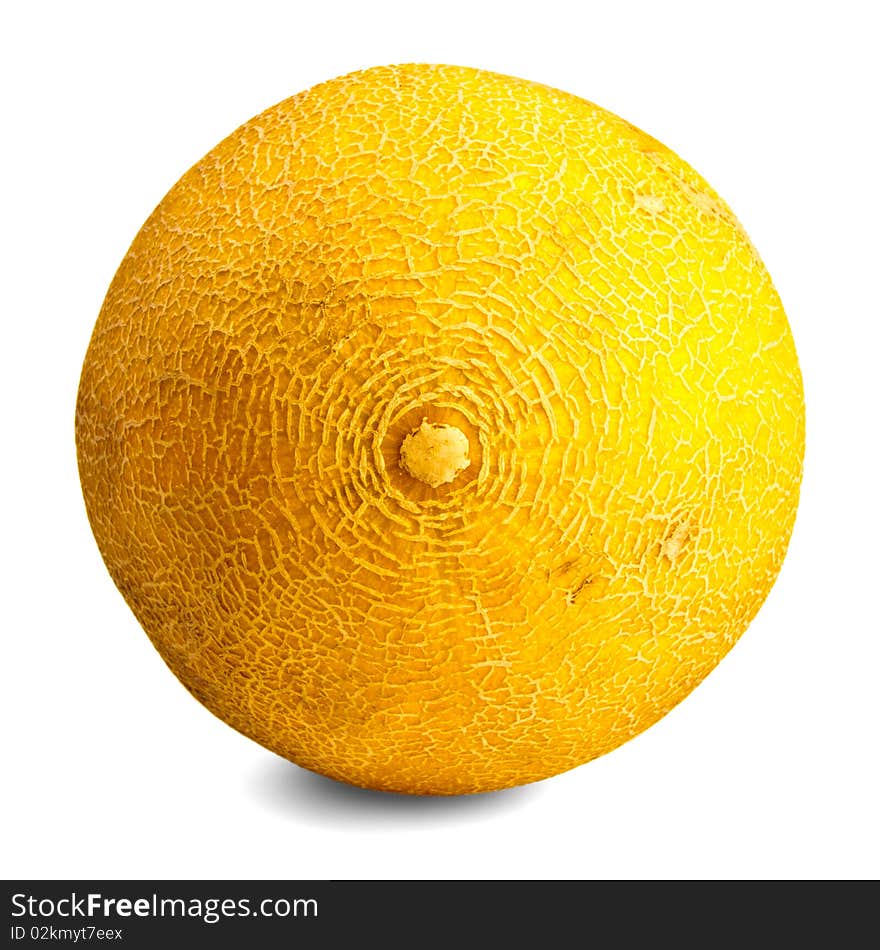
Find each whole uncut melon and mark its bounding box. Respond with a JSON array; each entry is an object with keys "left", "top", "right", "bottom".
[{"left": 75, "top": 64, "right": 804, "bottom": 795}]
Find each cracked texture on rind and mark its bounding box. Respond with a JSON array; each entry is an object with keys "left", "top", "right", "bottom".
[{"left": 75, "top": 63, "right": 804, "bottom": 795}]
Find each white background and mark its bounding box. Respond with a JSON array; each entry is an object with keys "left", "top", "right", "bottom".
[{"left": 2, "top": 0, "right": 878, "bottom": 880}]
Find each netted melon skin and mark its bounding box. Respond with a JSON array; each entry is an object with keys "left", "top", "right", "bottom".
[{"left": 76, "top": 64, "right": 804, "bottom": 795}]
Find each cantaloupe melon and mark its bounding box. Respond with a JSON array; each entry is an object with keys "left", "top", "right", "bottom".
[{"left": 75, "top": 64, "right": 804, "bottom": 794}]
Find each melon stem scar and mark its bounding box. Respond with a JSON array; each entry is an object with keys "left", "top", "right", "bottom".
[{"left": 399, "top": 419, "right": 471, "bottom": 487}]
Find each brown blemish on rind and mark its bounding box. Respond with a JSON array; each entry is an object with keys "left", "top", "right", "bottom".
[
  {"left": 552, "top": 553, "right": 612, "bottom": 604},
  {"left": 566, "top": 575, "right": 594, "bottom": 605}
]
